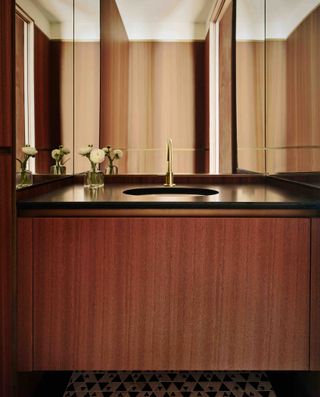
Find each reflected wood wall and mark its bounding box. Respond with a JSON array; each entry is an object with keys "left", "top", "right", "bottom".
[
  {"left": 127, "top": 41, "right": 207, "bottom": 174},
  {"left": 219, "top": 2, "right": 234, "bottom": 174},
  {"left": 266, "top": 5, "right": 320, "bottom": 173},
  {"left": 34, "top": 27, "right": 62, "bottom": 173},
  {"left": 238, "top": 5, "right": 320, "bottom": 174},
  {"left": 15, "top": 14, "right": 25, "bottom": 161},
  {"left": 100, "top": 0, "right": 129, "bottom": 165},
  {"left": 236, "top": 41, "right": 265, "bottom": 173},
  {"left": 100, "top": 0, "right": 208, "bottom": 174},
  {"left": 74, "top": 42, "right": 100, "bottom": 174}
]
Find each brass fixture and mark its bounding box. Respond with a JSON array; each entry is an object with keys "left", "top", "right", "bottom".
[{"left": 164, "top": 138, "right": 175, "bottom": 187}]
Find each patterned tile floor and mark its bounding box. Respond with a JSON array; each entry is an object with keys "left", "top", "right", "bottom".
[{"left": 63, "top": 371, "right": 277, "bottom": 397}]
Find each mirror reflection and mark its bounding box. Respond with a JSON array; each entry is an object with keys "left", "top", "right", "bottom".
[
  {"left": 16, "top": 0, "right": 242, "bottom": 179},
  {"left": 15, "top": 0, "right": 74, "bottom": 178},
  {"left": 236, "top": 0, "right": 265, "bottom": 174},
  {"left": 265, "top": 0, "right": 320, "bottom": 173}
]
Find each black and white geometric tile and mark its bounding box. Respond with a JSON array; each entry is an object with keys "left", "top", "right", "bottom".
[{"left": 63, "top": 371, "right": 277, "bottom": 397}]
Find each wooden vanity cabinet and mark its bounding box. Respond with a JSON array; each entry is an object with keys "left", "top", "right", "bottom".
[{"left": 18, "top": 217, "right": 311, "bottom": 371}]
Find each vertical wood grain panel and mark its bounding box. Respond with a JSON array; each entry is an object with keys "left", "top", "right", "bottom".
[
  {"left": 286, "top": 5, "right": 320, "bottom": 147},
  {"left": 17, "top": 218, "right": 34, "bottom": 371},
  {"left": 34, "top": 26, "right": 60, "bottom": 173},
  {"left": 33, "top": 218, "right": 310, "bottom": 370},
  {"left": 311, "top": 218, "right": 320, "bottom": 370},
  {"left": 266, "top": 40, "right": 287, "bottom": 150},
  {"left": 219, "top": 2, "right": 234, "bottom": 173},
  {"left": 100, "top": 0, "right": 129, "bottom": 150},
  {"left": 0, "top": 1, "right": 14, "bottom": 394},
  {"left": 128, "top": 41, "right": 207, "bottom": 174},
  {"left": 0, "top": 155, "right": 13, "bottom": 393},
  {"left": 266, "top": 5, "right": 320, "bottom": 173},
  {"left": 236, "top": 41, "right": 265, "bottom": 173},
  {"left": 204, "top": 32, "right": 210, "bottom": 172},
  {"left": 15, "top": 14, "right": 25, "bottom": 159},
  {"left": 236, "top": 41, "right": 265, "bottom": 149},
  {"left": 0, "top": 1, "right": 13, "bottom": 147},
  {"left": 74, "top": 42, "right": 100, "bottom": 173}
]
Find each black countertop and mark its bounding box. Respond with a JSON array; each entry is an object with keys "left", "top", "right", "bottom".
[{"left": 16, "top": 178, "right": 320, "bottom": 211}]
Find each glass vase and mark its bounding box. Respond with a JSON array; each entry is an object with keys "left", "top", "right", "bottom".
[
  {"left": 105, "top": 164, "right": 118, "bottom": 175},
  {"left": 50, "top": 165, "right": 66, "bottom": 175},
  {"left": 84, "top": 170, "right": 104, "bottom": 189},
  {"left": 16, "top": 170, "right": 33, "bottom": 189}
]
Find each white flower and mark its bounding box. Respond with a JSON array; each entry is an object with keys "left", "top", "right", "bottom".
[
  {"left": 22, "top": 146, "right": 38, "bottom": 156},
  {"left": 90, "top": 148, "right": 105, "bottom": 164},
  {"left": 78, "top": 146, "right": 93, "bottom": 155},
  {"left": 51, "top": 149, "right": 61, "bottom": 160},
  {"left": 102, "top": 146, "right": 111, "bottom": 153},
  {"left": 61, "top": 147, "right": 70, "bottom": 154},
  {"left": 113, "top": 149, "right": 123, "bottom": 159}
]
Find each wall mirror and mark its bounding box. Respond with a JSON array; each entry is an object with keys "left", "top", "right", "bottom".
[
  {"left": 15, "top": 0, "right": 320, "bottom": 181},
  {"left": 265, "top": 0, "right": 320, "bottom": 174},
  {"left": 15, "top": 0, "right": 74, "bottom": 178},
  {"left": 16, "top": 0, "right": 272, "bottom": 182},
  {"left": 237, "top": 0, "right": 320, "bottom": 175}
]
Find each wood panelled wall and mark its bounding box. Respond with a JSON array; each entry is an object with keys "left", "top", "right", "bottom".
[
  {"left": 34, "top": 27, "right": 62, "bottom": 173},
  {"left": 100, "top": 0, "right": 129, "bottom": 161},
  {"left": 0, "top": 0, "right": 14, "bottom": 395},
  {"left": 267, "top": 5, "right": 320, "bottom": 173},
  {"left": 236, "top": 41, "right": 265, "bottom": 173},
  {"left": 127, "top": 41, "right": 206, "bottom": 174},
  {"left": 15, "top": 14, "right": 25, "bottom": 160},
  {"left": 238, "top": 5, "right": 320, "bottom": 174},
  {"left": 219, "top": 2, "right": 234, "bottom": 174},
  {"left": 100, "top": 0, "right": 207, "bottom": 174},
  {"left": 74, "top": 42, "right": 100, "bottom": 173}
]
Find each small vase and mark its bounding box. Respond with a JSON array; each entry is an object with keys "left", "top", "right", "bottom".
[
  {"left": 16, "top": 170, "right": 33, "bottom": 189},
  {"left": 50, "top": 165, "right": 66, "bottom": 175},
  {"left": 105, "top": 164, "right": 118, "bottom": 175},
  {"left": 84, "top": 170, "right": 104, "bottom": 189}
]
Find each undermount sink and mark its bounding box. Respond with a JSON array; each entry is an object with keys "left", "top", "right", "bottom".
[{"left": 123, "top": 186, "right": 219, "bottom": 196}]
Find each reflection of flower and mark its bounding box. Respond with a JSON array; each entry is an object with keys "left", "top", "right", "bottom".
[
  {"left": 51, "top": 145, "right": 70, "bottom": 165},
  {"left": 78, "top": 145, "right": 93, "bottom": 156},
  {"left": 22, "top": 146, "right": 38, "bottom": 156},
  {"left": 79, "top": 144, "right": 106, "bottom": 172},
  {"left": 90, "top": 148, "right": 105, "bottom": 164},
  {"left": 17, "top": 145, "right": 38, "bottom": 172},
  {"left": 103, "top": 146, "right": 123, "bottom": 175}
]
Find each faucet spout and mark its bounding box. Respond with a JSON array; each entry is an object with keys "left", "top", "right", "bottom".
[{"left": 164, "top": 138, "right": 175, "bottom": 187}]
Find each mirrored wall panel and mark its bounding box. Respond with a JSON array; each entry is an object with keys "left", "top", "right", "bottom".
[
  {"left": 15, "top": 0, "right": 74, "bottom": 175},
  {"left": 15, "top": 0, "right": 241, "bottom": 177},
  {"left": 236, "top": 0, "right": 265, "bottom": 173},
  {"left": 266, "top": 0, "right": 320, "bottom": 173}
]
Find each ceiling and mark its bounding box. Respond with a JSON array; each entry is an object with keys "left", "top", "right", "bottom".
[
  {"left": 237, "top": 0, "right": 320, "bottom": 40},
  {"left": 115, "top": 0, "right": 216, "bottom": 40},
  {"left": 17, "top": 0, "right": 320, "bottom": 41}
]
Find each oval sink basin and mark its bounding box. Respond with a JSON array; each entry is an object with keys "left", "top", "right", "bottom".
[{"left": 123, "top": 186, "right": 219, "bottom": 196}]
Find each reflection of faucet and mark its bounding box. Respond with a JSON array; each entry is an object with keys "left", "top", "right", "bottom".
[{"left": 164, "top": 138, "right": 175, "bottom": 187}]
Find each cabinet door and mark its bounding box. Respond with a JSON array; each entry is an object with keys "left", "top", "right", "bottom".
[{"left": 33, "top": 217, "right": 310, "bottom": 370}]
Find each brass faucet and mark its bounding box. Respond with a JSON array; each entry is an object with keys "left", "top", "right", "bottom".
[{"left": 164, "top": 138, "right": 175, "bottom": 187}]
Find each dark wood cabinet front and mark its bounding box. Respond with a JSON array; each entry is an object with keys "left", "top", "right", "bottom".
[{"left": 16, "top": 217, "right": 311, "bottom": 371}]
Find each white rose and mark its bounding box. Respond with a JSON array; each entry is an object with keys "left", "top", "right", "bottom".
[
  {"left": 90, "top": 148, "right": 105, "bottom": 164},
  {"left": 78, "top": 146, "right": 92, "bottom": 155},
  {"left": 51, "top": 149, "right": 61, "bottom": 160},
  {"left": 61, "top": 147, "right": 70, "bottom": 154},
  {"left": 114, "top": 149, "right": 123, "bottom": 159},
  {"left": 22, "top": 146, "right": 38, "bottom": 156}
]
